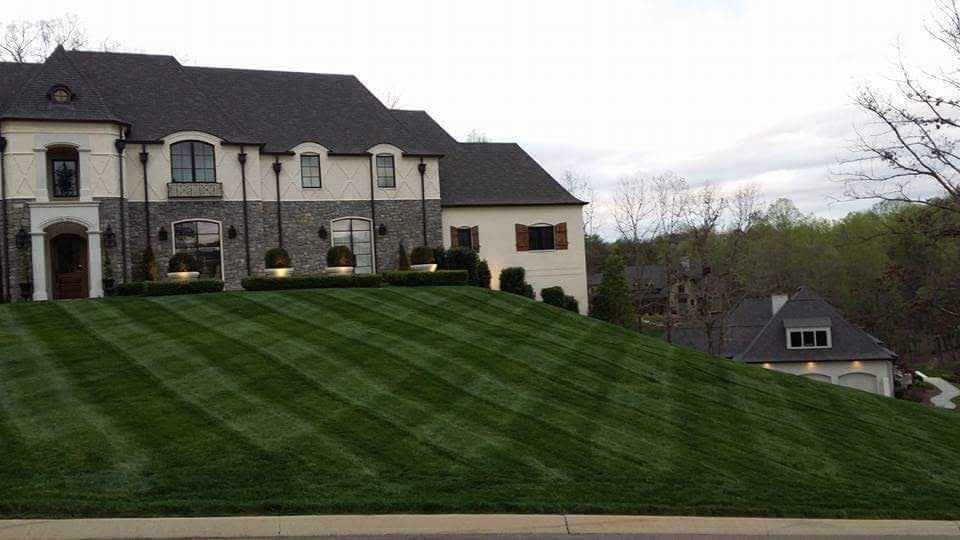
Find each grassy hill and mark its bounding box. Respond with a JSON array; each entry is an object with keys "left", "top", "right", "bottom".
[{"left": 1, "top": 286, "right": 959, "bottom": 519}]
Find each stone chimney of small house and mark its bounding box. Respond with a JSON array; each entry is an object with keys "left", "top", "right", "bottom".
[{"left": 771, "top": 293, "right": 789, "bottom": 314}]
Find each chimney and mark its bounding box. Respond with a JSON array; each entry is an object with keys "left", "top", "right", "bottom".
[{"left": 771, "top": 293, "right": 789, "bottom": 314}]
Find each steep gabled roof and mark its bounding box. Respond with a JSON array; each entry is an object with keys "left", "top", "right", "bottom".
[
  {"left": 673, "top": 297, "right": 773, "bottom": 358},
  {"left": 1, "top": 46, "right": 122, "bottom": 124},
  {"left": 391, "top": 110, "right": 584, "bottom": 207},
  {"left": 736, "top": 286, "right": 897, "bottom": 363}
]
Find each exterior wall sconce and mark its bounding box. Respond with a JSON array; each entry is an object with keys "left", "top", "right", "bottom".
[
  {"left": 417, "top": 162, "right": 427, "bottom": 175},
  {"left": 272, "top": 162, "right": 282, "bottom": 174},
  {"left": 15, "top": 227, "right": 30, "bottom": 250},
  {"left": 228, "top": 225, "right": 237, "bottom": 239},
  {"left": 378, "top": 223, "right": 387, "bottom": 236},
  {"left": 157, "top": 226, "right": 168, "bottom": 242},
  {"left": 318, "top": 225, "right": 327, "bottom": 239},
  {"left": 102, "top": 225, "right": 116, "bottom": 248}
]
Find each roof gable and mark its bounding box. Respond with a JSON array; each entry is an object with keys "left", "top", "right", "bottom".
[
  {"left": 736, "top": 286, "right": 896, "bottom": 363},
  {"left": 1, "top": 46, "right": 121, "bottom": 124}
]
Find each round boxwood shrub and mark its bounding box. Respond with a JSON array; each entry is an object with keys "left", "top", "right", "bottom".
[
  {"left": 410, "top": 246, "right": 435, "bottom": 265},
  {"left": 168, "top": 251, "right": 198, "bottom": 273},
  {"left": 327, "top": 245, "right": 354, "bottom": 267},
  {"left": 265, "top": 247, "right": 292, "bottom": 268}
]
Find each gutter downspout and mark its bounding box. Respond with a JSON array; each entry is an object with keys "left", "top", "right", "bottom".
[
  {"left": 272, "top": 157, "right": 283, "bottom": 248},
  {"left": 369, "top": 156, "right": 377, "bottom": 272},
  {"left": 140, "top": 145, "right": 151, "bottom": 250},
  {"left": 0, "top": 134, "right": 7, "bottom": 303},
  {"left": 418, "top": 158, "right": 427, "bottom": 246},
  {"left": 238, "top": 147, "right": 251, "bottom": 275},
  {"left": 115, "top": 131, "right": 128, "bottom": 282}
]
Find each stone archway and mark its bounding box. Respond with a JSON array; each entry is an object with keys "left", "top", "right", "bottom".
[{"left": 29, "top": 203, "right": 103, "bottom": 301}]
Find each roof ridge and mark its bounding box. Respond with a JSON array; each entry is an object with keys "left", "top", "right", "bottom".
[{"left": 185, "top": 64, "right": 356, "bottom": 78}]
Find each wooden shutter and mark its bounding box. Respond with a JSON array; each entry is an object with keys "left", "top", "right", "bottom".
[
  {"left": 515, "top": 224, "right": 529, "bottom": 251},
  {"left": 555, "top": 222, "right": 568, "bottom": 250},
  {"left": 470, "top": 226, "right": 480, "bottom": 251},
  {"left": 450, "top": 226, "right": 459, "bottom": 248}
]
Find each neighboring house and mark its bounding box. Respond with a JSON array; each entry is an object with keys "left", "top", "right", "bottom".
[
  {"left": 0, "top": 47, "right": 587, "bottom": 311},
  {"left": 674, "top": 286, "right": 897, "bottom": 396},
  {"left": 588, "top": 265, "right": 668, "bottom": 315}
]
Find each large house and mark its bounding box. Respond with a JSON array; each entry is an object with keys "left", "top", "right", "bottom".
[
  {"left": 673, "top": 286, "right": 898, "bottom": 396},
  {"left": 0, "top": 47, "right": 588, "bottom": 311}
]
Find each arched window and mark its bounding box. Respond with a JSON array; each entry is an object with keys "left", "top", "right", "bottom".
[
  {"left": 331, "top": 218, "right": 373, "bottom": 273},
  {"left": 47, "top": 146, "right": 80, "bottom": 198},
  {"left": 171, "top": 141, "right": 216, "bottom": 183},
  {"left": 301, "top": 154, "right": 321, "bottom": 188},
  {"left": 173, "top": 220, "right": 222, "bottom": 278}
]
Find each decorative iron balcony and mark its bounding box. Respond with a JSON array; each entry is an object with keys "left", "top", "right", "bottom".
[{"left": 167, "top": 182, "right": 223, "bottom": 199}]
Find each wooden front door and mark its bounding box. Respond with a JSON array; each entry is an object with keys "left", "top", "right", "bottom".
[{"left": 51, "top": 234, "right": 88, "bottom": 300}]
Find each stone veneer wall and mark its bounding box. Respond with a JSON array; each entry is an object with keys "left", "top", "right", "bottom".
[
  {"left": 260, "top": 199, "right": 442, "bottom": 274},
  {"left": 3, "top": 197, "right": 442, "bottom": 299},
  {"left": 1, "top": 199, "right": 32, "bottom": 302}
]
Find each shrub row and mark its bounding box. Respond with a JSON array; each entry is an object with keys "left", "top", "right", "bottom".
[
  {"left": 382, "top": 270, "right": 469, "bottom": 286},
  {"left": 113, "top": 279, "right": 224, "bottom": 297},
  {"left": 241, "top": 273, "right": 383, "bottom": 291},
  {"left": 500, "top": 267, "right": 534, "bottom": 298}
]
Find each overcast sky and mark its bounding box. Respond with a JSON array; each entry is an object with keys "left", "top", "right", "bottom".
[{"left": 7, "top": 0, "right": 952, "bottom": 237}]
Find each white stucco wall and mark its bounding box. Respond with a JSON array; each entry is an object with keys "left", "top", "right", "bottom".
[
  {"left": 756, "top": 359, "right": 894, "bottom": 397},
  {"left": 442, "top": 204, "right": 588, "bottom": 314}
]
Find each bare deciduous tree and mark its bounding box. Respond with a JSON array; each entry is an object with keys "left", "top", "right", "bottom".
[
  {"left": 465, "top": 129, "right": 491, "bottom": 143},
  {"left": 561, "top": 170, "right": 598, "bottom": 235},
  {"left": 650, "top": 172, "right": 690, "bottom": 342},
  {"left": 612, "top": 173, "right": 654, "bottom": 241},
  {"left": 841, "top": 0, "right": 960, "bottom": 228},
  {"left": 0, "top": 14, "right": 90, "bottom": 63}
]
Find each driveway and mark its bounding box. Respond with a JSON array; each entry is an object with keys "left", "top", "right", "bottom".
[{"left": 918, "top": 371, "right": 960, "bottom": 409}]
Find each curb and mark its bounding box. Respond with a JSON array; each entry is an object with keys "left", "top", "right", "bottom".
[{"left": 1, "top": 514, "right": 959, "bottom": 539}]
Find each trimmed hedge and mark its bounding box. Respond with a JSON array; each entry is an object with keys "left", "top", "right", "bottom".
[
  {"left": 242, "top": 273, "right": 382, "bottom": 291},
  {"left": 115, "top": 282, "right": 146, "bottom": 296},
  {"left": 541, "top": 285, "right": 580, "bottom": 313},
  {"left": 143, "top": 279, "right": 224, "bottom": 297},
  {"left": 500, "top": 267, "right": 534, "bottom": 299},
  {"left": 383, "top": 270, "right": 469, "bottom": 286}
]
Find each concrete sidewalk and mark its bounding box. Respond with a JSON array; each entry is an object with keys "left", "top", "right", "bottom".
[{"left": 1, "top": 514, "right": 959, "bottom": 539}]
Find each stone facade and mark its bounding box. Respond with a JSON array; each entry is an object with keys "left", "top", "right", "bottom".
[{"left": 1, "top": 199, "right": 32, "bottom": 302}]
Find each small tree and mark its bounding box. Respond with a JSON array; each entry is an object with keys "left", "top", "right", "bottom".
[
  {"left": 327, "top": 245, "right": 353, "bottom": 267},
  {"left": 590, "top": 251, "right": 636, "bottom": 329},
  {"left": 445, "top": 247, "right": 480, "bottom": 285},
  {"left": 168, "top": 252, "right": 198, "bottom": 273},
  {"left": 397, "top": 244, "right": 411, "bottom": 271},
  {"left": 410, "top": 246, "right": 435, "bottom": 265},
  {"left": 265, "top": 247, "right": 292, "bottom": 269},
  {"left": 141, "top": 246, "right": 157, "bottom": 281}
]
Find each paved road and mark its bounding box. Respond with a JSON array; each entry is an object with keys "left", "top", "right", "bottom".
[{"left": 919, "top": 372, "right": 960, "bottom": 409}]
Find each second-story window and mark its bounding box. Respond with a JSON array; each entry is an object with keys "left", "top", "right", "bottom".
[
  {"left": 528, "top": 224, "right": 556, "bottom": 251},
  {"left": 376, "top": 154, "right": 395, "bottom": 188},
  {"left": 171, "top": 141, "right": 216, "bottom": 183},
  {"left": 48, "top": 146, "right": 80, "bottom": 198},
  {"left": 301, "top": 154, "right": 321, "bottom": 188}
]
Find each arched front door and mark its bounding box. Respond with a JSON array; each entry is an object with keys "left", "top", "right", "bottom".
[{"left": 50, "top": 233, "right": 88, "bottom": 299}]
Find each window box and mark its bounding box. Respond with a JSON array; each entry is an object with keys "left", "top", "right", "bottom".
[{"left": 167, "top": 182, "right": 223, "bottom": 198}]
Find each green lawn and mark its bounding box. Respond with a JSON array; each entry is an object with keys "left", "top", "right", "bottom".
[{"left": 1, "top": 287, "right": 959, "bottom": 519}]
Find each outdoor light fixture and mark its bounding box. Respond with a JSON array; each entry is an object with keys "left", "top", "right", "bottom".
[
  {"left": 102, "top": 225, "right": 116, "bottom": 248},
  {"left": 228, "top": 225, "right": 237, "bottom": 239},
  {"left": 318, "top": 225, "right": 327, "bottom": 239},
  {"left": 378, "top": 223, "right": 387, "bottom": 236},
  {"left": 157, "top": 226, "right": 168, "bottom": 242},
  {"left": 15, "top": 227, "right": 29, "bottom": 250}
]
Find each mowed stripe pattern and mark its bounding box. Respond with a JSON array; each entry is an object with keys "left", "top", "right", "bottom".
[{"left": 0, "top": 287, "right": 958, "bottom": 519}]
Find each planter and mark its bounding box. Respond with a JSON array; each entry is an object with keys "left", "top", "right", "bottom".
[
  {"left": 102, "top": 278, "right": 116, "bottom": 296},
  {"left": 411, "top": 263, "right": 437, "bottom": 273},
  {"left": 265, "top": 267, "right": 294, "bottom": 277},
  {"left": 166, "top": 271, "right": 200, "bottom": 280},
  {"left": 19, "top": 281, "right": 33, "bottom": 302},
  {"left": 324, "top": 266, "right": 354, "bottom": 275}
]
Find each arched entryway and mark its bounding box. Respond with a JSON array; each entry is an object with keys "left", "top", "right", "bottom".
[{"left": 49, "top": 233, "right": 88, "bottom": 299}]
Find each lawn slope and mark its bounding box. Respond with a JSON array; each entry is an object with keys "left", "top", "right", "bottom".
[{"left": 1, "top": 287, "right": 959, "bottom": 519}]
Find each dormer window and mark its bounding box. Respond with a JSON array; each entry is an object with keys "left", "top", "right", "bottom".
[
  {"left": 49, "top": 85, "right": 72, "bottom": 104},
  {"left": 786, "top": 327, "right": 831, "bottom": 349}
]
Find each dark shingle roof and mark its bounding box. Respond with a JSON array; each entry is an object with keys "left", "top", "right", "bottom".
[
  {"left": 673, "top": 297, "right": 773, "bottom": 358},
  {"left": 2, "top": 49, "right": 582, "bottom": 207},
  {"left": 391, "top": 110, "right": 583, "bottom": 207},
  {"left": 588, "top": 265, "right": 667, "bottom": 292},
  {"left": 736, "top": 286, "right": 897, "bottom": 363}
]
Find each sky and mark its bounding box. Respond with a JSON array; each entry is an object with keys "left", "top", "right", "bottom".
[{"left": 5, "top": 0, "right": 952, "bottom": 238}]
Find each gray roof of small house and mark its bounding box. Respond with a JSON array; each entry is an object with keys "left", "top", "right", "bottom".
[
  {"left": 0, "top": 48, "right": 582, "bottom": 207},
  {"left": 736, "top": 286, "right": 897, "bottom": 364},
  {"left": 673, "top": 297, "right": 773, "bottom": 357},
  {"left": 588, "top": 265, "right": 668, "bottom": 293}
]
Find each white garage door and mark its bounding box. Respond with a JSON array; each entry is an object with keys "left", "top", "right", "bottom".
[
  {"left": 801, "top": 373, "right": 831, "bottom": 383},
  {"left": 838, "top": 372, "right": 878, "bottom": 394}
]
